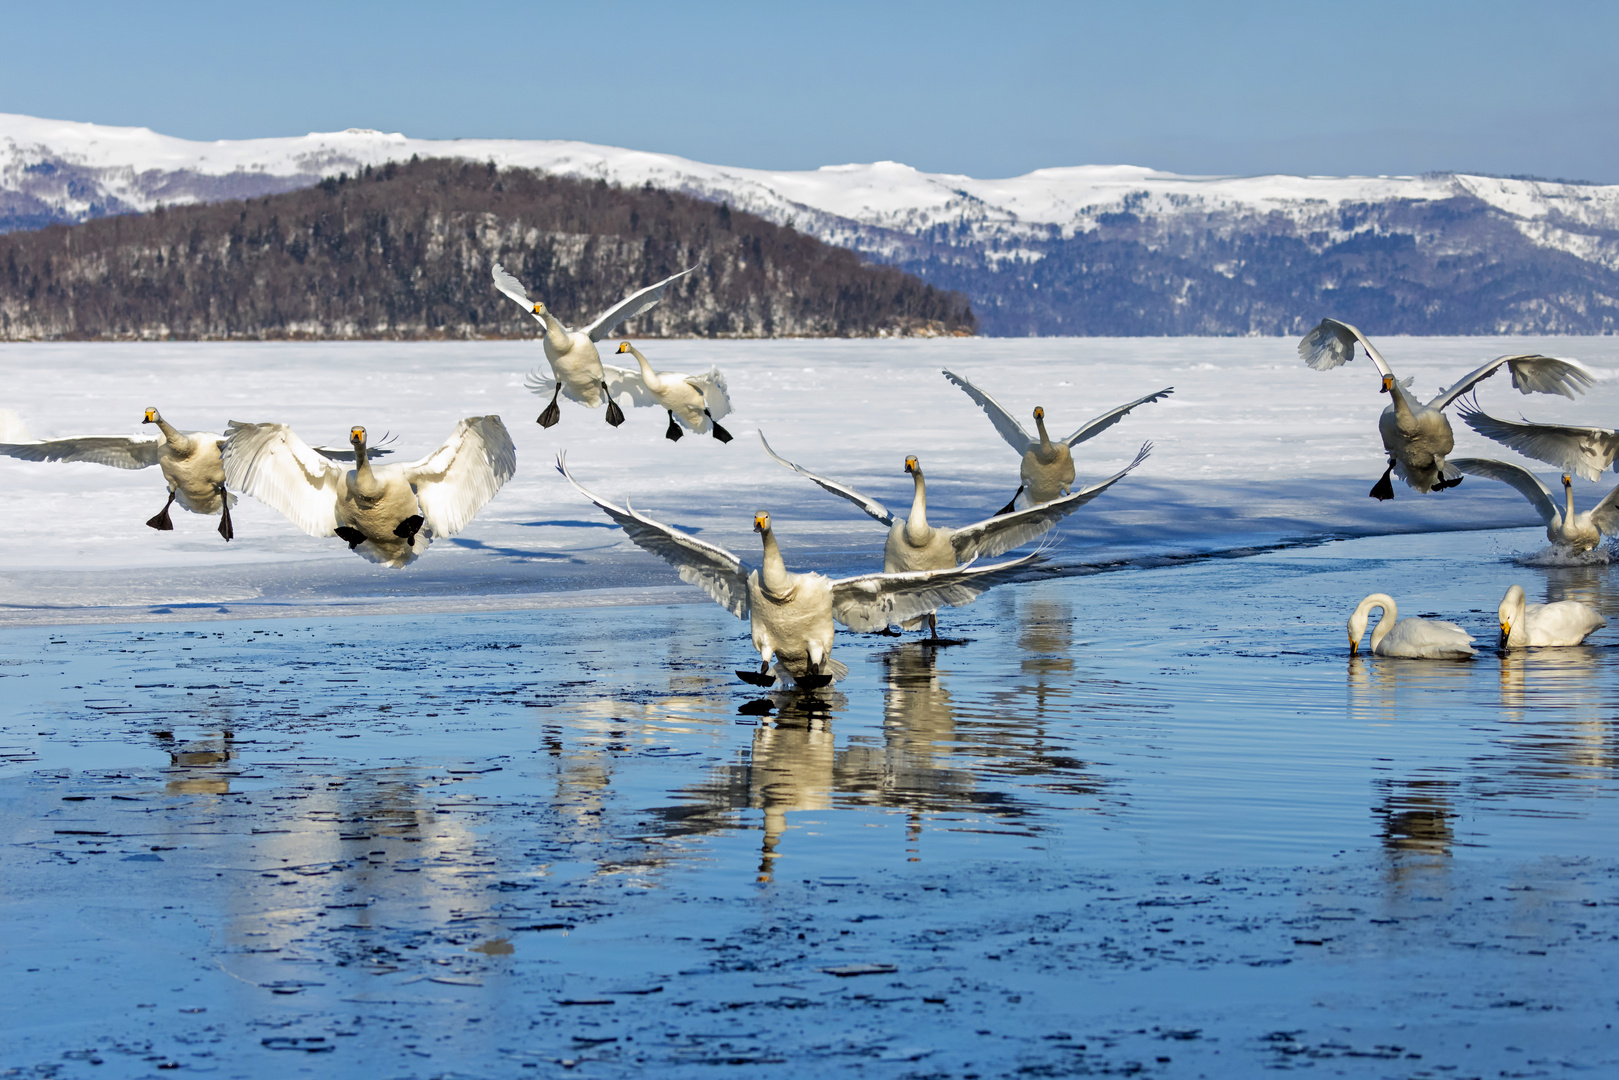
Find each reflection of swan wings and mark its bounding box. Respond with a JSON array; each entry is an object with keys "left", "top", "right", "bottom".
[
  {"left": 758, "top": 431, "right": 895, "bottom": 526},
  {"left": 830, "top": 554, "right": 1040, "bottom": 633},
  {"left": 1448, "top": 458, "right": 1558, "bottom": 526},
  {"left": 402, "top": 416, "right": 516, "bottom": 538},
  {"left": 491, "top": 262, "right": 544, "bottom": 325},
  {"left": 1298, "top": 318, "right": 1396, "bottom": 378},
  {"left": 223, "top": 422, "right": 345, "bottom": 537},
  {"left": 1457, "top": 405, "right": 1619, "bottom": 482},
  {"left": 1061, "top": 389, "right": 1173, "bottom": 447},
  {"left": 0, "top": 434, "right": 163, "bottom": 470},
  {"left": 941, "top": 369, "right": 1032, "bottom": 452},
  {"left": 1428, "top": 354, "right": 1592, "bottom": 411},
  {"left": 582, "top": 267, "right": 697, "bottom": 342},
  {"left": 951, "top": 442, "right": 1151, "bottom": 561},
  {"left": 556, "top": 454, "right": 749, "bottom": 618}
]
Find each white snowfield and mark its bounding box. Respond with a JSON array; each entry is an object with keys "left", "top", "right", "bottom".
[{"left": 5, "top": 112, "right": 1619, "bottom": 264}]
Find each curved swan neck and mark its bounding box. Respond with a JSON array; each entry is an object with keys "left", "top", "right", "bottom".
[
  {"left": 758, "top": 526, "right": 790, "bottom": 591},
  {"left": 154, "top": 417, "right": 191, "bottom": 452},
  {"left": 904, "top": 469, "right": 931, "bottom": 543},
  {"left": 1351, "top": 593, "right": 1397, "bottom": 653},
  {"left": 625, "top": 344, "right": 655, "bottom": 381}
]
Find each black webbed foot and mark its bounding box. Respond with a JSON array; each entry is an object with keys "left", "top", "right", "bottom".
[
  {"left": 146, "top": 491, "right": 177, "bottom": 531},
  {"left": 394, "top": 514, "right": 425, "bottom": 545},
  {"left": 996, "top": 485, "right": 1025, "bottom": 516},
  {"left": 603, "top": 384, "right": 626, "bottom": 427},
  {"left": 537, "top": 384, "right": 561, "bottom": 428},
  {"left": 795, "top": 671, "right": 835, "bottom": 690},
  {"left": 1369, "top": 465, "right": 1396, "bottom": 502},
  {"left": 706, "top": 410, "right": 734, "bottom": 444},
  {"left": 1433, "top": 475, "right": 1464, "bottom": 491},
  {"left": 216, "top": 487, "right": 234, "bottom": 542},
  {"left": 335, "top": 526, "right": 367, "bottom": 550},
  {"left": 876, "top": 626, "right": 903, "bottom": 637},
  {"left": 665, "top": 411, "right": 684, "bottom": 442},
  {"left": 737, "top": 668, "right": 778, "bottom": 687}
]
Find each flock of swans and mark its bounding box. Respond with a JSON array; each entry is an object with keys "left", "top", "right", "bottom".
[{"left": 0, "top": 280, "right": 1613, "bottom": 683}]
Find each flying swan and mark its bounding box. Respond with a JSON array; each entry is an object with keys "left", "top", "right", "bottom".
[
  {"left": 1498, "top": 584, "right": 1605, "bottom": 648},
  {"left": 759, "top": 432, "right": 1148, "bottom": 637},
  {"left": 223, "top": 417, "right": 515, "bottom": 568},
  {"left": 557, "top": 455, "right": 1040, "bottom": 688},
  {"left": 1298, "top": 318, "right": 1593, "bottom": 499},
  {"left": 942, "top": 369, "right": 1172, "bottom": 512},
  {"left": 614, "top": 342, "right": 734, "bottom": 442},
  {"left": 1456, "top": 403, "right": 1619, "bottom": 483},
  {"left": 1347, "top": 594, "right": 1476, "bottom": 659},
  {"left": 1449, "top": 457, "right": 1619, "bottom": 553},
  {"left": 493, "top": 262, "right": 694, "bottom": 428}
]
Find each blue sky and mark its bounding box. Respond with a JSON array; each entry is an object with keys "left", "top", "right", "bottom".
[{"left": 5, "top": 0, "right": 1616, "bottom": 181}]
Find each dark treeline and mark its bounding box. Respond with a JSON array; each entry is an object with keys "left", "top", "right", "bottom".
[{"left": 0, "top": 159, "right": 975, "bottom": 341}]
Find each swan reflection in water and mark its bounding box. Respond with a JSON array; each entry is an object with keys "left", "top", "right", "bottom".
[{"left": 159, "top": 728, "right": 236, "bottom": 796}]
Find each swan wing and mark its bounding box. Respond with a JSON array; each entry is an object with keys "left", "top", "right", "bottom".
[
  {"left": 830, "top": 553, "right": 1040, "bottom": 633},
  {"left": 491, "top": 262, "right": 545, "bottom": 325},
  {"left": 555, "top": 453, "right": 749, "bottom": 618},
  {"left": 400, "top": 416, "right": 517, "bottom": 538},
  {"left": 1428, "top": 354, "right": 1593, "bottom": 411},
  {"left": 688, "top": 367, "right": 733, "bottom": 420},
  {"left": 1381, "top": 617, "right": 1476, "bottom": 658},
  {"left": 941, "top": 369, "right": 1034, "bottom": 453},
  {"left": 1298, "top": 318, "right": 1395, "bottom": 378},
  {"left": 600, "top": 363, "right": 660, "bottom": 408},
  {"left": 221, "top": 422, "right": 344, "bottom": 537},
  {"left": 0, "top": 434, "right": 163, "bottom": 470},
  {"left": 582, "top": 267, "right": 697, "bottom": 342},
  {"left": 1586, "top": 484, "right": 1619, "bottom": 535},
  {"left": 1456, "top": 405, "right": 1619, "bottom": 482},
  {"left": 1448, "top": 458, "right": 1559, "bottom": 526},
  {"left": 952, "top": 442, "right": 1150, "bottom": 561},
  {"left": 757, "top": 431, "right": 894, "bottom": 527},
  {"left": 1061, "top": 389, "right": 1174, "bottom": 447}
]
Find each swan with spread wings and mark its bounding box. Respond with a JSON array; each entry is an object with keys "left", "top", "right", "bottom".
[
  {"left": 1449, "top": 457, "right": 1619, "bottom": 553},
  {"left": 1299, "top": 318, "right": 1593, "bottom": 499},
  {"left": 557, "top": 456, "right": 1040, "bottom": 689},
  {"left": 1456, "top": 404, "right": 1619, "bottom": 483},
  {"left": 614, "top": 341, "right": 733, "bottom": 442},
  {"left": 492, "top": 262, "right": 694, "bottom": 428},
  {"left": 223, "top": 417, "right": 514, "bottom": 568}
]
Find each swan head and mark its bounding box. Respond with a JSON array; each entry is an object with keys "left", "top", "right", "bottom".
[
  {"left": 1563, "top": 474, "right": 1573, "bottom": 488},
  {"left": 1499, "top": 584, "right": 1527, "bottom": 647},
  {"left": 904, "top": 455, "right": 919, "bottom": 476},
  {"left": 616, "top": 341, "right": 631, "bottom": 354},
  {"left": 350, "top": 426, "right": 366, "bottom": 448},
  {"left": 1380, "top": 374, "right": 1394, "bottom": 394},
  {"left": 530, "top": 301, "right": 548, "bottom": 318},
  {"left": 142, "top": 407, "right": 160, "bottom": 425},
  {"left": 1033, "top": 406, "right": 1045, "bottom": 422},
  {"left": 753, "top": 511, "right": 771, "bottom": 535}
]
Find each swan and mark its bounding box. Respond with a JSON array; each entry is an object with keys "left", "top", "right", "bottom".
[
  {"left": 614, "top": 342, "right": 734, "bottom": 442},
  {"left": 760, "top": 432, "right": 1148, "bottom": 637},
  {"left": 1449, "top": 457, "right": 1619, "bottom": 553},
  {"left": 0, "top": 407, "right": 237, "bottom": 539},
  {"left": 1457, "top": 404, "right": 1619, "bottom": 483},
  {"left": 942, "top": 369, "right": 1172, "bottom": 512},
  {"left": 223, "top": 417, "right": 515, "bottom": 568},
  {"left": 1298, "top": 318, "right": 1593, "bottom": 499},
  {"left": 1347, "top": 594, "right": 1476, "bottom": 659},
  {"left": 1498, "top": 584, "right": 1605, "bottom": 648},
  {"left": 556, "top": 455, "right": 1040, "bottom": 689},
  {"left": 493, "top": 262, "right": 694, "bottom": 428}
]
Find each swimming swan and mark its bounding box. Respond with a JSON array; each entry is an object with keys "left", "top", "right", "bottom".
[
  {"left": 1457, "top": 404, "right": 1619, "bottom": 483},
  {"left": 223, "top": 417, "right": 515, "bottom": 568},
  {"left": 1299, "top": 318, "right": 1593, "bottom": 499},
  {"left": 942, "top": 369, "right": 1172, "bottom": 512},
  {"left": 1498, "top": 584, "right": 1605, "bottom": 648},
  {"left": 614, "top": 342, "right": 733, "bottom": 442},
  {"left": 1347, "top": 593, "right": 1476, "bottom": 659},
  {"left": 493, "top": 262, "right": 694, "bottom": 428},
  {"left": 759, "top": 432, "right": 1148, "bottom": 636},
  {"left": 1449, "top": 457, "right": 1619, "bottom": 553},
  {"left": 557, "top": 455, "right": 1040, "bottom": 688}
]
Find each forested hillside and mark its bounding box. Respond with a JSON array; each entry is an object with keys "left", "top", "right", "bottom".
[{"left": 0, "top": 158, "right": 974, "bottom": 341}]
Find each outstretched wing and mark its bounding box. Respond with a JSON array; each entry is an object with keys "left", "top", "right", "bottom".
[
  {"left": 555, "top": 453, "right": 749, "bottom": 618},
  {"left": 1428, "top": 354, "right": 1593, "bottom": 411},
  {"left": 402, "top": 416, "right": 517, "bottom": 538},
  {"left": 758, "top": 431, "right": 894, "bottom": 527},
  {"left": 1062, "top": 388, "right": 1174, "bottom": 447},
  {"left": 1448, "top": 457, "right": 1559, "bottom": 527},
  {"left": 0, "top": 434, "right": 163, "bottom": 470},
  {"left": 582, "top": 267, "right": 697, "bottom": 342},
  {"left": 830, "top": 553, "right": 1042, "bottom": 633},
  {"left": 688, "top": 366, "right": 733, "bottom": 420},
  {"left": 221, "top": 422, "right": 345, "bottom": 537},
  {"left": 1588, "top": 484, "right": 1619, "bottom": 536},
  {"left": 1297, "top": 317, "right": 1396, "bottom": 378},
  {"left": 491, "top": 262, "right": 544, "bottom": 325},
  {"left": 942, "top": 369, "right": 1033, "bottom": 453},
  {"left": 600, "top": 363, "right": 660, "bottom": 408},
  {"left": 952, "top": 442, "right": 1151, "bottom": 561},
  {"left": 1457, "top": 404, "right": 1619, "bottom": 483}
]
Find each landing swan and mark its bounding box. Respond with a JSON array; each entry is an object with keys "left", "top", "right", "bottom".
[
  {"left": 0, "top": 407, "right": 237, "bottom": 540},
  {"left": 557, "top": 456, "right": 1039, "bottom": 688},
  {"left": 493, "top": 262, "right": 694, "bottom": 428},
  {"left": 1457, "top": 404, "right": 1619, "bottom": 483},
  {"left": 1449, "top": 457, "right": 1619, "bottom": 553},
  {"left": 1347, "top": 593, "right": 1476, "bottom": 659},
  {"left": 223, "top": 417, "right": 515, "bottom": 568},
  {"left": 942, "top": 369, "right": 1171, "bottom": 512},
  {"left": 760, "top": 433, "right": 1148, "bottom": 636},
  {"left": 614, "top": 342, "right": 733, "bottom": 442},
  {"left": 1299, "top": 318, "right": 1592, "bottom": 499},
  {"left": 1498, "top": 584, "right": 1605, "bottom": 648}
]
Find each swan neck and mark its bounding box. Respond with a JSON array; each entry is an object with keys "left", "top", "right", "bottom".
[
  {"left": 904, "top": 471, "right": 931, "bottom": 543},
  {"left": 759, "top": 527, "right": 789, "bottom": 591},
  {"left": 628, "top": 346, "right": 655, "bottom": 380},
  {"left": 540, "top": 313, "right": 571, "bottom": 352},
  {"left": 1035, "top": 415, "right": 1054, "bottom": 452},
  {"left": 1564, "top": 483, "right": 1576, "bottom": 526},
  {"left": 155, "top": 418, "right": 189, "bottom": 451},
  {"left": 1367, "top": 594, "right": 1397, "bottom": 651}
]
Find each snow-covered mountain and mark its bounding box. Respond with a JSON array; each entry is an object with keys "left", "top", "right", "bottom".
[{"left": 6, "top": 112, "right": 1619, "bottom": 336}]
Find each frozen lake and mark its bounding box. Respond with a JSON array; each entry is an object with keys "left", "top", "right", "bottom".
[{"left": 4, "top": 339, "right": 1619, "bottom": 1076}]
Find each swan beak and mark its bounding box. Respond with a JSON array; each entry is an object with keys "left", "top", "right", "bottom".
[
  {"left": 753, "top": 512, "right": 769, "bottom": 533},
  {"left": 350, "top": 426, "right": 366, "bottom": 442},
  {"left": 1348, "top": 631, "right": 1359, "bottom": 656},
  {"left": 1380, "top": 375, "right": 1394, "bottom": 394},
  {"left": 1564, "top": 475, "right": 1572, "bottom": 488},
  {"left": 904, "top": 456, "right": 918, "bottom": 475},
  {"left": 1499, "top": 620, "right": 1511, "bottom": 647},
  {"left": 617, "top": 341, "right": 630, "bottom": 354},
  {"left": 1033, "top": 406, "right": 1045, "bottom": 421},
  {"left": 142, "top": 409, "right": 156, "bottom": 424}
]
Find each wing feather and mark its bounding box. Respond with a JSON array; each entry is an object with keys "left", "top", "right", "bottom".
[
  {"left": 831, "top": 553, "right": 1041, "bottom": 633},
  {"left": 491, "top": 262, "right": 545, "bottom": 325},
  {"left": 1428, "top": 354, "right": 1593, "bottom": 411},
  {"left": 583, "top": 267, "right": 697, "bottom": 342},
  {"left": 0, "top": 434, "right": 164, "bottom": 470},
  {"left": 600, "top": 363, "right": 660, "bottom": 408},
  {"left": 942, "top": 369, "right": 1033, "bottom": 452},
  {"left": 758, "top": 431, "right": 894, "bottom": 527},
  {"left": 401, "top": 416, "right": 517, "bottom": 538},
  {"left": 1298, "top": 318, "right": 1396, "bottom": 377},
  {"left": 1457, "top": 405, "right": 1619, "bottom": 482},
  {"left": 952, "top": 442, "right": 1151, "bottom": 561},
  {"left": 688, "top": 367, "right": 733, "bottom": 420},
  {"left": 1448, "top": 457, "right": 1559, "bottom": 526},
  {"left": 1587, "top": 484, "right": 1619, "bottom": 535},
  {"left": 221, "top": 422, "right": 344, "bottom": 537},
  {"left": 1062, "top": 388, "right": 1174, "bottom": 447}
]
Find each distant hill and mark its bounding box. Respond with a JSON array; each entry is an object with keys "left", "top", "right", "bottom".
[{"left": 0, "top": 159, "right": 974, "bottom": 341}]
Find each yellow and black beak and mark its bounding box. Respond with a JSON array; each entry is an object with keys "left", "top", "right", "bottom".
[
  {"left": 142, "top": 408, "right": 157, "bottom": 424},
  {"left": 617, "top": 341, "right": 631, "bottom": 354},
  {"left": 1033, "top": 406, "right": 1045, "bottom": 421},
  {"left": 350, "top": 426, "right": 366, "bottom": 442},
  {"left": 530, "top": 303, "right": 543, "bottom": 315},
  {"left": 904, "top": 456, "right": 918, "bottom": 475},
  {"left": 1563, "top": 475, "right": 1573, "bottom": 488},
  {"left": 1499, "top": 620, "right": 1511, "bottom": 647},
  {"left": 1380, "top": 374, "right": 1394, "bottom": 394},
  {"left": 753, "top": 512, "right": 769, "bottom": 533},
  {"left": 1348, "top": 632, "right": 1359, "bottom": 656}
]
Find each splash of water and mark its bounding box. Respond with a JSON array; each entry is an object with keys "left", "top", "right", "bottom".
[{"left": 1510, "top": 543, "right": 1613, "bottom": 568}]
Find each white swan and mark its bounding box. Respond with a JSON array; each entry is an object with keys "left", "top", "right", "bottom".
[
  {"left": 614, "top": 342, "right": 733, "bottom": 442},
  {"left": 223, "top": 417, "right": 515, "bottom": 568},
  {"left": 760, "top": 433, "right": 1147, "bottom": 636},
  {"left": 557, "top": 456, "right": 1040, "bottom": 688},
  {"left": 1347, "top": 593, "right": 1476, "bottom": 659},
  {"left": 1449, "top": 457, "right": 1619, "bottom": 553},
  {"left": 1457, "top": 404, "right": 1619, "bottom": 482},
  {"left": 942, "top": 369, "right": 1172, "bottom": 512},
  {"left": 493, "top": 262, "right": 694, "bottom": 428},
  {"left": 1299, "top": 318, "right": 1593, "bottom": 499},
  {"left": 0, "top": 407, "right": 237, "bottom": 539},
  {"left": 1498, "top": 584, "right": 1605, "bottom": 648}
]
